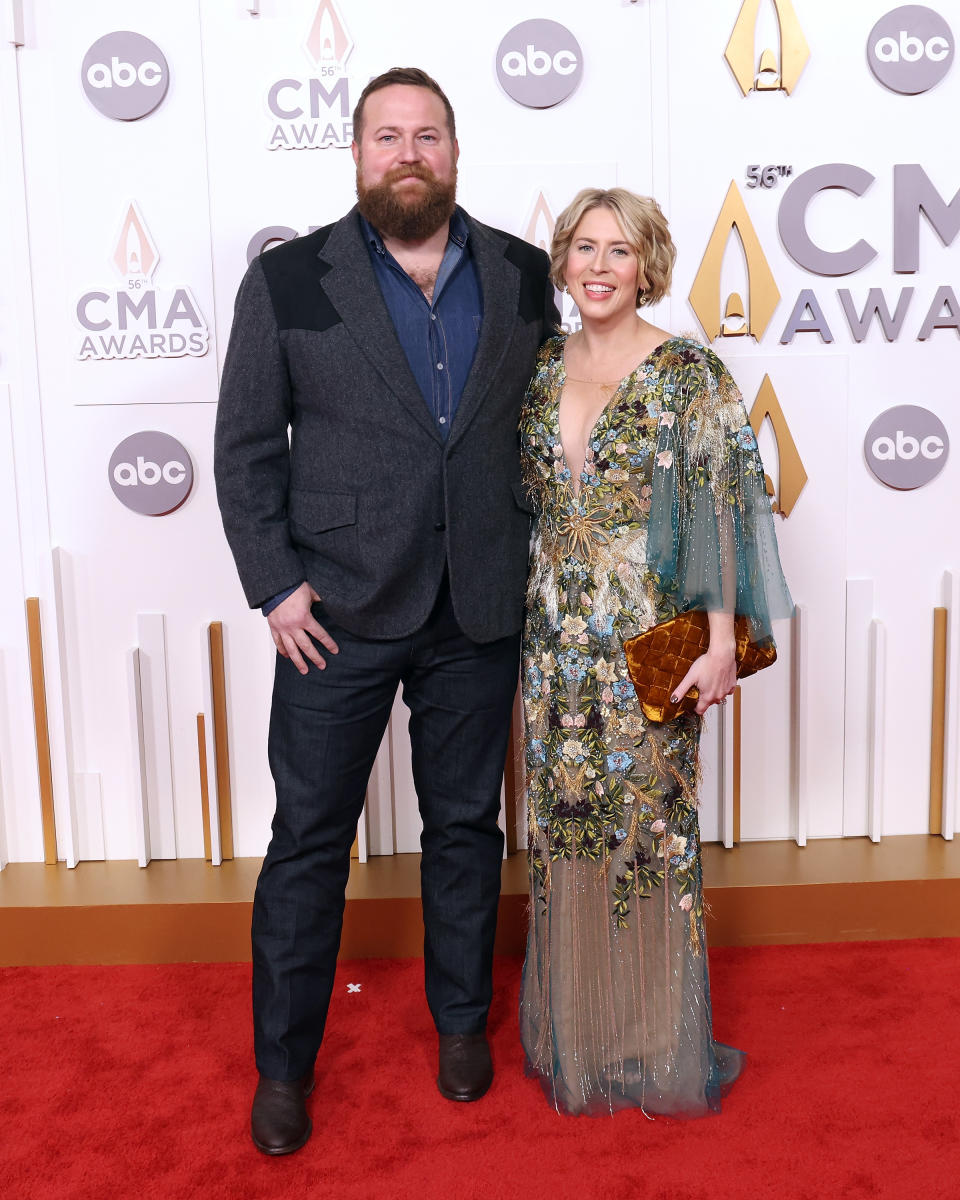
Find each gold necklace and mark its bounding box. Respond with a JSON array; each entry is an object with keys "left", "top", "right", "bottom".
[{"left": 564, "top": 375, "right": 621, "bottom": 390}]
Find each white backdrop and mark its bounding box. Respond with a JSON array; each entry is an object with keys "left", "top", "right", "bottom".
[{"left": 0, "top": 0, "right": 958, "bottom": 866}]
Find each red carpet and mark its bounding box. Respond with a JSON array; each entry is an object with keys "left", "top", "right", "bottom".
[{"left": 3, "top": 940, "right": 959, "bottom": 1199}]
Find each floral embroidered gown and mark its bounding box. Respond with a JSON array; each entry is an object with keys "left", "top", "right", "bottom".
[{"left": 518, "top": 335, "right": 792, "bottom": 1117}]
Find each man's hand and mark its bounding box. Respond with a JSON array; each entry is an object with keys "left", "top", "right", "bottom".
[{"left": 267, "top": 582, "right": 339, "bottom": 674}]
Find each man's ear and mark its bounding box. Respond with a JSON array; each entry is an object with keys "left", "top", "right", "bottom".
[{"left": 351, "top": 141, "right": 360, "bottom": 167}]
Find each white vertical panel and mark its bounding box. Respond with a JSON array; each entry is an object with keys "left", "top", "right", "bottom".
[
  {"left": 389, "top": 696, "right": 421, "bottom": 854},
  {"left": 366, "top": 730, "right": 396, "bottom": 856},
  {"left": 719, "top": 702, "right": 735, "bottom": 849},
  {"left": 39, "top": 551, "right": 77, "bottom": 867},
  {"left": 127, "top": 648, "right": 150, "bottom": 869},
  {"left": 791, "top": 608, "right": 807, "bottom": 847},
  {"left": 942, "top": 570, "right": 960, "bottom": 841},
  {"left": 0, "top": 382, "right": 39, "bottom": 864},
  {"left": 843, "top": 579, "right": 875, "bottom": 836},
  {"left": 867, "top": 619, "right": 886, "bottom": 844},
  {"left": 355, "top": 800, "right": 368, "bottom": 864},
  {"left": 0, "top": 34, "right": 50, "bottom": 603},
  {"left": 0, "top": 694, "right": 8, "bottom": 867},
  {"left": 75, "top": 771, "right": 104, "bottom": 861},
  {"left": 50, "top": 546, "right": 84, "bottom": 864},
  {"left": 136, "top": 613, "right": 177, "bottom": 859},
  {"left": 697, "top": 704, "right": 722, "bottom": 844},
  {"left": 201, "top": 645, "right": 222, "bottom": 867},
  {"left": 2, "top": 2, "right": 26, "bottom": 47}
]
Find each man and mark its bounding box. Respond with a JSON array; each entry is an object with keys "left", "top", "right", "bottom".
[{"left": 214, "top": 67, "right": 558, "bottom": 1156}]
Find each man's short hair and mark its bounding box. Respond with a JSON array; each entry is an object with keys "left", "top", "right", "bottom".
[
  {"left": 550, "top": 188, "right": 676, "bottom": 307},
  {"left": 352, "top": 67, "right": 456, "bottom": 143}
]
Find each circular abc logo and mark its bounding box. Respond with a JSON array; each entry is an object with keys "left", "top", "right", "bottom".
[
  {"left": 109, "top": 432, "right": 193, "bottom": 516},
  {"left": 868, "top": 5, "right": 954, "bottom": 94},
  {"left": 496, "top": 20, "right": 583, "bottom": 108},
  {"left": 864, "top": 405, "right": 949, "bottom": 490},
  {"left": 81, "top": 32, "right": 170, "bottom": 121}
]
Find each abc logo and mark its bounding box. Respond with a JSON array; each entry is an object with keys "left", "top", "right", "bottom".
[
  {"left": 868, "top": 6, "right": 954, "bottom": 94},
  {"left": 81, "top": 32, "right": 169, "bottom": 121},
  {"left": 109, "top": 432, "right": 193, "bottom": 516},
  {"left": 496, "top": 20, "right": 583, "bottom": 109},
  {"left": 864, "top": 405, "right": 949, "bottom": 490}
]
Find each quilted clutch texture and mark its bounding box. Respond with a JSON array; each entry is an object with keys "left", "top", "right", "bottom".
[{"left": 623, "top": 610, "right": 777, "bottom": 724}]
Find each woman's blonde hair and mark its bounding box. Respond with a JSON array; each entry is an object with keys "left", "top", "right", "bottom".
[{"left": 550, "top": 188, "right": 676, "bottom": 307}]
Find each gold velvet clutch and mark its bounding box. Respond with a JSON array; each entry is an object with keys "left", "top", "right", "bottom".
[{"left": 623, "top": 611, "right": 777, "bottom": 723}]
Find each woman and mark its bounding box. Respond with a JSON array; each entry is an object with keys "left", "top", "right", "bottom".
[{"left": 518, "top": 188, "right": 793, "bottom": 1117}]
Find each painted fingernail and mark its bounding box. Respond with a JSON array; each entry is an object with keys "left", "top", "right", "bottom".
[{"left": 670, "top": 694, "right": 679, "bottom": 704}]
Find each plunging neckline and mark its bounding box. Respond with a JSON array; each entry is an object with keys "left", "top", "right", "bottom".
[{"left": 556, "top": 336, "right": 675, "bottom": 498}]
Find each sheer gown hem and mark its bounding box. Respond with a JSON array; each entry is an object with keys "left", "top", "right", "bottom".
[{"left": 522, "top": 1043, "right": 746, "bottom": 1119}]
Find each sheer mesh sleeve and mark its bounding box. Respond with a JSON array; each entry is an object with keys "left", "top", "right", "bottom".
[{"left": 645, "top": 345, "right": 793, "bottom": 642}]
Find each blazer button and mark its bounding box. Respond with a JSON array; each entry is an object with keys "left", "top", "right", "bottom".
[{"left": 434, "top": 521, "right": 446, "bottom": 532}]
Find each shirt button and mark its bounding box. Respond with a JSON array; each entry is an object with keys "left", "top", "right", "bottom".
[
  {"left": 430, "top": 314, "right": 437, "bottom": 321},
  {"left": 439, "top": 416, "right": 447, "bottom": 425},
  {"left": 436, "top": 362, "right": 444, "bottom": 370},
  {"left": 434, "top": 521, "right": 446, "bottom": 532}
]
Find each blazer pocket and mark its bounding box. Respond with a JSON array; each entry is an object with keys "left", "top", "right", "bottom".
[
  {"left": 288, "top": 489, "right": 357, "bottom": 532},
  {"left": 511, "top": 479, "right": 535, "bottom": 515}
]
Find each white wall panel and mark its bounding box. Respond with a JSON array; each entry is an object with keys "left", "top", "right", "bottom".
[
  {"left": 843, "top": 579, "right": 875, "bottom": 835},
  {"left": 0, "top": 1, "right": 956, "bottom": 861},
  {"left": 943, "top": 570, "right": 960, "bottom": 840},
  {"left": 0, "top": 385, "right": 40, "bottom": 864}
]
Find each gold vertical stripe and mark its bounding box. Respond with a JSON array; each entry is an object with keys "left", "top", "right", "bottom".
[
  {"left": 26, "top": 598, "right": 57, "bottom": 865},
  {"left": 732, "top": 685, "right": 742, "bottom": 845},
  {"left": 197, "top": 714, "right": 212, "bottom": 862},
  {"left": 930, "top": 608, "right": 948, "bottom": 836},
  {"left": 208, "top": 622, "right": 234, "bottom": 861}
]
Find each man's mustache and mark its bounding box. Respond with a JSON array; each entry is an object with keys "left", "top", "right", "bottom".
[{"left": 379, "top": 163, "right": 437, "bottom": 185}]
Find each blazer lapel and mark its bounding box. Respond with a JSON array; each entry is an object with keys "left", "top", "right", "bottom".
[
  {"left": 448, "top": 216, "right": 520, "bottom": 449},
  {"left": 318, "top": 210, "right": 443, "bottom": 444}
]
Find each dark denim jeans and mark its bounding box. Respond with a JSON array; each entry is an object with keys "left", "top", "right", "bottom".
[{"left": 252, "top": 577, "right": 520, "bottom": 1080}]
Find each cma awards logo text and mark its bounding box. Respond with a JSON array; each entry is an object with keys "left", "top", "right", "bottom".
[
  {"left": 76, "top": 203, "right": 210, "bottom": 361},
  {"left": 689, "top": 165, "right": 960, "bottom": 346},
  {"left": 266, "top": 0, "right": 355, "bottom": 150}
]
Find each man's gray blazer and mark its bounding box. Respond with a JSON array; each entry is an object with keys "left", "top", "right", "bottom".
[{"left": 214, "top": 205, "right": 559, "bottom": 643}]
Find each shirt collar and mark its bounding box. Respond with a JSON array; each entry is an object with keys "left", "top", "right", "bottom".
[{"left": 360, "top": 207, "right": 469, "bottom": 257}]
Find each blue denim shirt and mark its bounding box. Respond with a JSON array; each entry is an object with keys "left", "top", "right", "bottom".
[{"left": 262, "top": 211, "right": 482, "bottom": 616}]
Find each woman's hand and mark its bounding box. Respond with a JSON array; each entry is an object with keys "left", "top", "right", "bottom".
[{"left": 670, "top": 611, "right": 737, "bottom": 715}]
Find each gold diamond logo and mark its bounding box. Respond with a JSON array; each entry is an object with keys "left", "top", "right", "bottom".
[
  {"left": 749, "top": 375, "right": 807, "bottom": 517},
  {"left": 113, "top": 202, "right": 158, "bottom": 280},
  {"left": 304, "top": 0, "right": 354, "bottom": 71},
  {"left": 524, "top": 192, "right": 556, "bottom": 253},
  {"left": 725, "top": 0, "right": 810, "bottom": 96},
  {"left": 688, "top": 182, "right": 780, "bottom": 343}
]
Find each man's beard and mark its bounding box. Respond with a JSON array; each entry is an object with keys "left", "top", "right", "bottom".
[{"left": 356, "top": 162, "right": 457, "bottom": 242}]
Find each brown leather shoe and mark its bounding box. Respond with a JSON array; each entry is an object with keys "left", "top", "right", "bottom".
[
  {"left": 250, "top": 1071, "right": 315, "bottom": 1155},
  {"left": 437, "top": 1033, "right": 493, "bottom": 1102}
]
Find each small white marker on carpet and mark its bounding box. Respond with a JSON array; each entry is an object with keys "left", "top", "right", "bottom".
[{"left": 347, "top": 983, "right": 362, "bottom": 993}]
